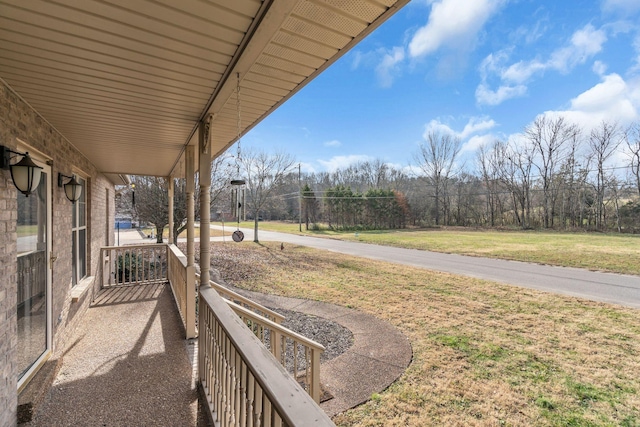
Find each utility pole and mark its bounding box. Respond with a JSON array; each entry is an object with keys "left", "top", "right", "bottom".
[{"left": 298, "top": 163, "right": 302, "bottom": 232}]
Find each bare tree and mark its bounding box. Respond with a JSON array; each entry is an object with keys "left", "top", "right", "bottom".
[
  {"left": 239, "top": 149, "right": 296, "bottom": 242},
  {"left": 589, "top": 120, "right": 623, "bottom": 229},
  {"left": 526, "top": 115, "right": 579, "bottom": 228},
  {"left": 498, "top": 139, "right": 535, "bottom": 228},
  {"left": 413, "top": 131, "right": 462, "bottom": 225},
  {"left": 170, "top": 155, "right": 232, "bottom": 242},
  {"left": 626, "top": 122, "right": 640, "bottom": 196},
  {"left": 477, "top": 141, "right": 504, "bottom": 226},
  {"left": 131, "top": 176, "right": 169, "bottom": 243}
]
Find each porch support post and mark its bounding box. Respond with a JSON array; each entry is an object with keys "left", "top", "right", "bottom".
[
  {"left": 168, "top": 176, "right": 174, "bottom": 245},
  {"left": 185, "top": 145, "right": 196, "bottom": 338},
  {"left": 199, "top": 118, "right": 212, "bottom": 289},
  {"left": 186, "top": 146, "right": 195, "bottom": 266}
]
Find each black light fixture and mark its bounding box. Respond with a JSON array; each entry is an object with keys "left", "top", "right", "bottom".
[
  {"left": 58, "top": 173, "right": 82, "bottom": 203},
  {"left": 1, "top": 145, "right": 43, "bottom": 196}
]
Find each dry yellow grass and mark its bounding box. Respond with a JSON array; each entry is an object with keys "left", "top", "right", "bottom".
[{"left": 211, "top": 241, "right": 640, "bottom": 427}]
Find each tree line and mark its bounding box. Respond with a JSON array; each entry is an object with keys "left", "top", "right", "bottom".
[
  {"left": 119, "top": 117, "right": 640, "bottom": 241},
  {"left": 256, "top": 117, "right": 640, "bottom": 233}
]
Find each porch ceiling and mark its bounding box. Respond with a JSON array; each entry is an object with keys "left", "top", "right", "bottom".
[{"left": 0, "top": 0, "right": 409, "bottom": 179}]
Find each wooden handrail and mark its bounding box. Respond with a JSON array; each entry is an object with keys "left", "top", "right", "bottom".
[
  {"left": 168, "top": 244, "right": 196, "bottom": 338},
  {"left": 227, "top": 300, "right": 324, "bottom": 352},
  {"left": 195, "top": 273, "right": 285, "bottom": 323}
]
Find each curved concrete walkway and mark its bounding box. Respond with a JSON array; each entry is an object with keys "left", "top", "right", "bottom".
[{"left": 218, "top": 283, "right": 413, "bottom": 417}]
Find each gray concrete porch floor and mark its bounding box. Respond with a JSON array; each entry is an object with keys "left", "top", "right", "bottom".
[{"left": 25, "top": 283, "right": 209, "bottom": 426}]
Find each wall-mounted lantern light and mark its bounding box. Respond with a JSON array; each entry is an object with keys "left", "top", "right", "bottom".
[
  {"left": 58, "top": 173, "right": 82, "bottom": 203},
  {"left": 0, "top": 145, "right": 43, "bottom": 196}
]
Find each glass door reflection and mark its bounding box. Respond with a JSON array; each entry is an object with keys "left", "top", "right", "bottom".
[{"left": 17, "top": 169, "right": 49, "bottom": 380}]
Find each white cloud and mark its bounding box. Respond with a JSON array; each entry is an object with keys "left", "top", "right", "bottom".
[
  {"left": 475, "top": 83, "right": 527, "bottom": 106},
  {"left": 408, "top": 0, "right": 505, "bottom": 58},
  {"left": 511, "top": 17, "right": 549, "bottom": 45},
  {"left": 547, "top": 73, "right": 638, "bottom": 126},
  {"left": 592, "top": 60, "right": 608, "bottom": 76},
  {"left": 478, "top": 50, "right": 510, "bottom": 79},
  {"left": 350, "top": 46, "right": 405, "bottom": 87},
  {"left": 548, "top": 24, "right": 607, "bottom": 73},
  {"left": 375, "top": 46, "right": 405, "bottom": 87},
  {"left": 423, "top": 116, "right": 498, "bottom": 141},
  {"left": 323, "top": 139, "right": 342, "bottom": 147},
  {"left": 461, "top": 134, "right": 496, "bottom": 154},
  {"left": 299, "top": 162, "right": 317, "bottom": 174},
  {"left": 511, "top": 73, "right": 638, "bottom": 149},
  {"left": 318, "top": 155, "right": 373, "bottom": 173},
  {"left": 477, "top": 24, "right": 608, "bottom": 106},
  {"left": 501, "top": 60, "right": 546, "bottom": 84},
  {"left": 459, "top": 116, "right": 498, "bottom": 138}
]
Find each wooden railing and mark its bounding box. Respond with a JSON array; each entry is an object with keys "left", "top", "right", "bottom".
[
  {"left": 199, "top": 285, "right": 334, "bottom": 427},
  {"left": 99, "top": 244, "right": 167, "bottom": 287},
  {"left": 227, "top": 300, "right": 324, "bottom": 403},
  {"left": 168, "top": 244, "right": 196, "bottom": 339},
  {"left": 195, "top": 273, "right": 284, "bottom": 324},
  {"left": 17, "top": 250, "right": 46, "bottom": 307},
  {"left": 196, "top": 276, "right": 324, "bottom": 402}
]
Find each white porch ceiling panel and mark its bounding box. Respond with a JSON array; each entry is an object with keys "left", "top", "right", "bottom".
[{"left": 0, "top": 0, "right": 408, "bottom": 178}]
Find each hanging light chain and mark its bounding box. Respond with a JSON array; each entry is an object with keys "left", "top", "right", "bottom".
[{"left": 236, "top": 72, "right": 242, "bottom": 164}]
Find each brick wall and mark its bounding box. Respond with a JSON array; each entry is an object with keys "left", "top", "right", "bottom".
[
  {"left": 0, "top": 81, "right": 116, "bottom": 425},
  {"left": 0, "top": 166, "right": 18, "bottom": 427}
]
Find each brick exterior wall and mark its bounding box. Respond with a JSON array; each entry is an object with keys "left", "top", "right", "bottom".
[
  {"left": 0, "top": 81, "right": 116, "bottom": 425},
  {"left": 0, "top": 161, "right": 18, "bottom": 426}
]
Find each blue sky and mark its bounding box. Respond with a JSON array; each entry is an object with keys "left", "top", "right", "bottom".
[{"left": 244, "top": 0, "right": 640, "bottom": 174}]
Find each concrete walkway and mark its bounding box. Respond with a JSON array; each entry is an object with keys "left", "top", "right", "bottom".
[{"left": 26, "top": 283, "right": 209, "bottom": 426}]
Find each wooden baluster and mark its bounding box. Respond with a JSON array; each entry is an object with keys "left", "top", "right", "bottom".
[
  {"left": 254, "top": 382, "right": 263, "bottom": 427},
  {"left": 247, "top": 372, "right": 255, "bottom": 427},
  {"left": 239, "top": 360, "right": 247, "bottom": 427},
  {"left": 263, "top": 399, "right": 272, "bottom": 427}
]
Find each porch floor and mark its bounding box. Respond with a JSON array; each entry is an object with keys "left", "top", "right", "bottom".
[{"left": 25, "top": 283, "right": 210, "bottom": 426}]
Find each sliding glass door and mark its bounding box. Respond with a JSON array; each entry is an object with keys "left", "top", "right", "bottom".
[{"left": 17, "top": 161, "right": 51, "bottom": 388}]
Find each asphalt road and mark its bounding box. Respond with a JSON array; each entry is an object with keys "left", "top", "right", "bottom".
[{"left": 222, "top": 226, "right": 640, "bottom": 309}]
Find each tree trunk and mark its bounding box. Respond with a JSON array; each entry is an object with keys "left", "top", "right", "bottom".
[
  {"left": 156, "top": 225, "right": 164, "bottom": 243},
  {"left": 253, "top": 213, "right": 259, "bottom": 243}
]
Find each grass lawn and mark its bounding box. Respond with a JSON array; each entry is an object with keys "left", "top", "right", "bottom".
[
  {"left": 211, "top": 241, "right": 640, "bottom": 427},
  {"left": 17, "top": 224, "right": 38, "bottom": 237},
  {"left": 231, "top": 222, "right": 640, "bottom": 276},
  {"left": 212, "top": 220, "right": 300, "bottom": 234},
  {"left": 139, "top": 226, "right": 225, "bottom": 239}
]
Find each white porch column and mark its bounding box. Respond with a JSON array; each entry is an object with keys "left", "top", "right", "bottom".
[
  {"left": 168, "top": 177, "right": 174, "bottom": 245},
  {"left": 185, "top": 146, "right": 195, "bottom": 266},
  {"left": 199, "top": 119, "right": 212, "bottom": 288},
  {"left": 184, "top": 145, "right": 196, "bottom": 338}
]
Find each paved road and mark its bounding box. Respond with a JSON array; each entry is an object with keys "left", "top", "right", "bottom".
[{"left": 219, "top": 226, "right": 640, "bottom": 309}]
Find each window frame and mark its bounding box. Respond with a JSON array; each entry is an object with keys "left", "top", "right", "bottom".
[{"left": 71, "top": 176, "right": 87, "bottom": 286}]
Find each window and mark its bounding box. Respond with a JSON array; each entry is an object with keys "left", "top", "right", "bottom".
[{"left": 72, "top": 177, "right": 87, "bottom": 285}]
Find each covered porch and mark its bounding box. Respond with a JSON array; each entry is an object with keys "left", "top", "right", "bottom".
[{"left": 0, "top": 0, "right": 409, "bottom": 425}]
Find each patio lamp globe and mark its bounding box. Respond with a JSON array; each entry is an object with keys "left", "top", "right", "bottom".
[
  {"left": 63, "top": 175, "right": 82, "bottom": 203},
  {"left": 10, "top": 152, "right": 42, "bottom": 196}
]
